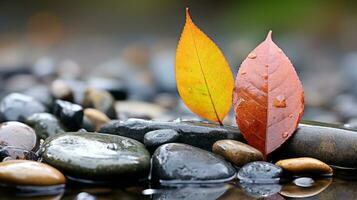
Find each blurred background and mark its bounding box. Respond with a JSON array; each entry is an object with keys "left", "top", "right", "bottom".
[{"left": 1, "top": 0, "right": 357, "bottom": 124}]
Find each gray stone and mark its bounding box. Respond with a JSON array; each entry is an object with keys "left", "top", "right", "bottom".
[
  {"left": 151, "top": 143, "right": 236, "bottom": 183},
  {"left": 26, "top": 113, "right": 65, "bottom": 139},
  {"left": 0, "top": 93, "right": 47, "bottom": 122},
  {"left": 144, "top": 129, "right": 179, "bottom": 151},
  {"left": 100, "top": 119, "right": 243, "bottom": 151},
  {"left": 0, "top": 121, "right": 37, "bottom": 151},
  {"left": 40, "top": 132, "right": 150, "bottom": 181},
  {"left": 238, "top": 161, "right": 283, "bottom": 184}
]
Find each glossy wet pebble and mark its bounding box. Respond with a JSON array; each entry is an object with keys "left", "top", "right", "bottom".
[
  {"left": 26, "top": 113, "right": 65, "bottom": 139},
  {"left": 212, "top": 140, "right": 263, "bottom": 166},
  {"left": 84, "top": 108, "right": 110, "bottom": 131},
  {"left": 238, "top": 161, "right": 283, "bottom": 184},
  {"left": 0, "top": 93, "right": 47, "bottom": 122},
  {"left": 152, "top": 143, "right": 236, "bottom": 182},
  {"left": 83, "top": 88, "right": 117, "bottom": 119},
  {"left": 293, "top": 177, "right": 314, "bottom": 187},
  {"left": 0, "top": 121, "right": 37, "bottom": 151},
  {"left": 0, "top": 160, "right": 65, "bottom": 186},
  {"left": 51, "top": 79, "right": 74, "bottom": 102},
  {"left": 40, "top": 132, "right": 150, "bottom": 181},
  {"left": 100, "top": 118, "right": 242, "bottom": 151},
  {"left": 143, "top": 129, "right": 179, "bottom": 151},
  {"left": 53, "top": 99, "right": 83, "bottom": 131},
  {"left": 275, "top": 157, "right": 333, "bottom": 175}
]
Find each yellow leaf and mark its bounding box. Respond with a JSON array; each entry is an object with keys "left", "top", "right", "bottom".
[{"left": 175, "top": 8, "right": 234, "bottom": 125}]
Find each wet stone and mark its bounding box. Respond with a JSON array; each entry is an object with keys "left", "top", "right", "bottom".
[
  {"left": 26, "top": 113, "right": 65, "bottom": 139},
  {"left": 0, "top": 93, "right": 47, "bottom": 122},
  {"left": 238, "top": 161, "right": 283, "bottom": 184},
  {"left": 40, "top": 132, "right": 150, "bottom": 181},
  {"left": 51, "top": 79, "right": 74, "bottom": 102},
  {"left": 275, "top": 157, "right": 333, "bottom": 175},
  {"left": 82, "top": 116, "right": 96, "bottom": 132},
  {"left": 0, "top": 121, "right": 37, "bottom": 151},
  {"left": 84, "top": 108, "right": 110, "bottom": 131},
  {"left": 144, "top": 129, "right": 179, "bottom": 152},
  {"left": 293, "top": 177, "right": 314, "bottom": 188},
  {"left": 100, "top": 118, "right": 243, "bottom": 151},
  {"left": 212, "top": 140, "right": 263, "bottom": 167},
  {"left": 53, "top": 99, "right": 83, "bottom": 131},
  {"left": 151, "top": 143, "right": 236, "bottom": 182},
  {"left": 83, "top": 88, "right": 117, "bottom": 119},
  {"left": 87, "top": 77, "right": 128, "bottom": 100},
  {"left": 0, "top": 160, "right": 65, "bottom": 186},
  {"left": 0, "top": 146, "right": 38, "bottom": 161}
]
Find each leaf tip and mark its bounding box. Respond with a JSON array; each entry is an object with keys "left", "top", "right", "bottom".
[
  {"left": 185, "top": 7, "right": 191, "bottom": 21},
  {"left": 265, "top": 30, "right": 273, "bottom": 41}
]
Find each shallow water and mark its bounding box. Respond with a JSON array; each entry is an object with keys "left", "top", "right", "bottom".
[{"left": 1, "top": 177, "right": 357, "bottom": 200}]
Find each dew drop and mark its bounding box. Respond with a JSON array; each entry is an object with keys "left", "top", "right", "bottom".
[
  {"left": 248, "top": 52, "right": 257, "bottom": 59},
  {"left": 278, "top": 48, "right": 283, "bottom": 53},
  {"left": 289, "top": 114, "right": 293, "bottom": 118},
  {"left": 282, "top": 131, "right": 289, "bottom": 138},
  {"left": 273, "top": 95, "right": 286, "bottom": 108},
  {"left": 241, "top": 71, "right": 247, "bottom": 75}
]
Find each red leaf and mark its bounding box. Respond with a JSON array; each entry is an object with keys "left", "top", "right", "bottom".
[{"left": 233, "top": 31, "right": 304, "bottom": 156}]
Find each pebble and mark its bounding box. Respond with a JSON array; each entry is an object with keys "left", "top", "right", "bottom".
[
  {"left": 51, "top": 79, "right": 74, "bottom": 102},
  {"left": 0, "top": 160, "right": 65, "bottom": 186},
  {"left": 84, "top": 108, "right": 110, "bottom": 131},
  {"left": 0, "top": 121, "right": 37, "bottom": 151},
  {"left": 0, "top": 93, "right": 47, "bottom": 122},
  {"left": 238, "top": 161, "right": 283, "bottom": 184},
  {"left": 53, "top": 99, "right": 83, "bottom": 131},
  {"left": 151, "top": 143, "right": 236, "bottom": 182},
  {"left": 212, "top": 140, "right": 263, "bottom": 167},
  {"left": 275, "top": 157, "right": 333, "bottom": 175},
  {"left": 82, "top": 116, "right": 96, "bottom": 132},
  {"left": 40, "top": 132, "right": 150, "bottom": 181},
  {"left": 100, "top": 118, "right": 243, "bottom": 151},
  {"left": 143, "top": 129, "right": 179, "bottom": 152},
  {"left": 83, "top": 88, "right": 117, "bottom": 119},
  {"left": 26, "top": 113, "right": 65, "bottom": 139}
]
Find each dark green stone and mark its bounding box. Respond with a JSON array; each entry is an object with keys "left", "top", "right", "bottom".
[{"left": 26, "top": 113, "right": 65, "bottom": 139}]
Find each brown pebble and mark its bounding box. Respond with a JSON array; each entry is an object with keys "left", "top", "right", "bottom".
[
  {"left": 84, "top": 108, "right": 110, "bottom": 131},
  {"left": 275, "top": 157, "right": 333, "bottom": 175},
  {"left": 212, "top": 139, "right": 263, "bottom": 166},
  {"left": 0, "top": 160, "right": 65, "bottom": 186}
]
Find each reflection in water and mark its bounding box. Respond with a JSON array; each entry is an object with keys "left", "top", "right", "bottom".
[
  {"left": 3, "top": 178, "right": 357, "bottom": 199},
  {"left": 280, "top": 178, "right": 332, "bottom": 198}
]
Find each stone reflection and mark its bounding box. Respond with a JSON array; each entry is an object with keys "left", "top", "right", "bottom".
[
  {"left": 152, "top": 185, "right": 229, "bottom": 200},
  {"left": 280, "top": 178, "right": 332, "bottom": 198},
  {"left": 239, "top": 183, "right": 282, "bottom": 198}
]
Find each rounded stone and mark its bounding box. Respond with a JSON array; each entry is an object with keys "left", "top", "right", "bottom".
[
  {"left": 238, "top": 161, "right": 283, "bottom": 184},
  {"left": 0, "top": 160, "right": 65, "bottom": 186},
  {"left": 84, "top": 108, "right": 110, "bottom": 131},
  {"left": 26, "top": 113, "right": 65, "bottom": 139},
  {"left": 0, "top": 146, "right": 38, "bottom": 161},
  {"left": 40, "top": 132, "right": 150, "bottom": 181},
  {"left": 275, "top": 157, "right": 333, "bottom": 175},
  {"left": 53, "top": 99, "right": 83, "bottom": 131},
  {"left": 0, "top": 93, "right": 47, "bottom": 122},
  {"left": 83, "top": 88, "right": 117, "bottom": 119},
  {"left": 212, "top": 140, "right": 263, "bottom": 166},
  {"left": 152, "top": 143, "right": 236, "bottom": 182},
  {"left": 144, "top": 129, "right": 179, "bottom": 151},
  {"left": 0, "top": 121, "right": 37, "bottom": 151},
  {"left": 51, "top": 79, "right": 74, "bottom": 102}
]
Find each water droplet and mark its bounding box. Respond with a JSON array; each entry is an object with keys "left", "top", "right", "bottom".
[
  {"left": 282, "top": 131, "right": 289, "bottom": 138},
  {"left": 278, "top": 48, "right": 283, "bottom": 53},
  {"left": 289, "top": 114, "right": 293, "bottom": 118},
  {"left": 241, "top": 71, "right": 247, "bottom": 75},
  {"left": 248, "top": 53, "right": 257, "bottom": 59},
  {"left": 293, "top": 177, "right": 314, "bottom": 188},
  {"left": 107, "top": 143, "right": 118, "bottom": 150},
  {"left": 273, "top": 95, "right": 286, "bottom": 108}
]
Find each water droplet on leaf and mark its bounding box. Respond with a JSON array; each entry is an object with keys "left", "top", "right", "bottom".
[
  {"left": 248, "top": 53, "right": 257, "bottom": 59},
  {"left": 273, "top": 95, "right": 286, "bottom": 108},
  {"left": 282, "top": 131, "right": 289, "bottom": 138}
]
